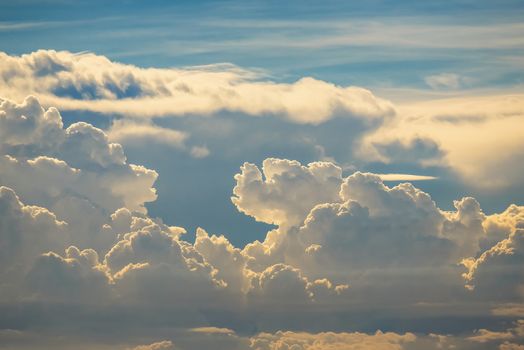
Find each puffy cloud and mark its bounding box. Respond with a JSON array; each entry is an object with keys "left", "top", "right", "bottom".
[
  {"left": 26, "top": 246, "right": 112, "bottom": 303},
  {"left": 104, "top": 216, "right": 226, "bottom": 305},
  {"left": 460, "top": 202, "right": 524, "bottom": 301},
  {"left": 232, "top": 158, "right": 343, "bottom": 227},
  {"left": 240, "top": 162, "right": 483, "bottom": 269},
  {"left": 0, "top": 50, "right": 395, "bottom": 124},
  {"left": 462, "top": 227, "right": 524, "bottom": 299},
  {"left": 237, "top": 161, "right": 504, "bottom": 308},
  {"left": 194, "top": 228, "right": 248, "bottom": 293},
  {"left": 0, "top": 186, "right": 68, "bottom": 299},
  {"left": 0, "top": 95, "right": 158, "bottom": 252},
  {"left": 0, "top": 96, "right": 157, "bottom": 213},
  {"left": 1, "top": 93, "right": 524, "bottom": 348},
  {"left": 247, "top": 263, "right": 347, "bottom": 306}
]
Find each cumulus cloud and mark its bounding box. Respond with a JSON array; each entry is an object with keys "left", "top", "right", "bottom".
[
  {"left": 462, "top": 227, "right": 524, "bottom": 299},
  {"left": 238, "top": 162, "right": 483, "bottom": 272},
  {"left": 104, "top": 215, "right": 227, "bottom": 305},
  {"left": 1, "top": 95, "right": 524, "bottom": 348},
  {"left": 232, "top": 158, "right": 343, "bottom": 227},
  {"left": 235, "top": 160, "right": 523, "bottom": 309},
  {"left": 0, "top": 95, "right": 158, "bottom": 252},
  {"left": 0, "top": 186, "right": 68, "bottom": 299},
  {"left": 0, "top": 50, "right": 395, "bottom": 125}
]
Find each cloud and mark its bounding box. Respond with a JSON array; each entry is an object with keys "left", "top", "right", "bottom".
[
  {"left": 108, "top": 120, "right": 188, "bottom": 148},
  {"left": 26, "top": 246, "right": 112, "bottom": 303},
  {"left": 468, "top": 329, "right": 514, "bottom": 343},
  {"left": 237, "top": 161, "right": 500, "bottom": 307},
  {"left": 189, "top": 145, "right": 210, "bottom": 158},
  {"left": 493, "top": 304, "right": 524, "bottom": 317},
  {"left": 0, "top": 50, "right": 395, "bottom": 124},
  {"left": 462, "top": 226, "right": 524, "bottom": 299},
  {"left": 359, "top": 92, "right": 524, "bottom": 189},
  {"left": 0, "top": 95, "right": 158, "bottom": 252},
  {"left": 0, "top": 186, "right": 68, "bottom": 300},
  {"left": 2, "top": 96, "right": 524, "bottom": 348},
  {"left": 425, "top": 73, "right": 464, "bottom": 90},
  {"left": 131, "top": 340, "right": 175, "bottom": 350},
  {"left": 189, "top": 327, "right": 235, "bottom": 335},
  {"left": 232, "top": 158, "right": 343, "bottom": 227},
  {"left": 249, "top": 330, "right": 417, "bottom": 350}
]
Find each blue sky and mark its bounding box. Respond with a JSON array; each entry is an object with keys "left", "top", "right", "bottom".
[{"left": 2, "top": 0, "right": 524, "bottom": 89}]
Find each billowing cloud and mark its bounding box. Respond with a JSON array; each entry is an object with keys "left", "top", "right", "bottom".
[
  {"left": 0, "top": 186, "right": 68, "bottom": 300},
  {"left": 1, "top": 95, "right": 524, "bottom": 349},
  {"left": 239, "top": 163, "right": 484, "bottom": 277},
  {"left": 232, "top": 158, "right": 343, "bottom": 227},
  {"left": 0, "top": 50, "right": 395, "bottom": 124},
  {"left": 0, "top": 95, "right": 158, "bottom": 252}
]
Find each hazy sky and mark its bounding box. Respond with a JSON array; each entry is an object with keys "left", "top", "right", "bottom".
[{"left": 1, "top": 1, "right": 524, "bottom": 349}]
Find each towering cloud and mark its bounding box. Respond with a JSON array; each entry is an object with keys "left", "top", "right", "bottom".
[{"left": 0, "top": 95, "right": 523, "bottom": 349}]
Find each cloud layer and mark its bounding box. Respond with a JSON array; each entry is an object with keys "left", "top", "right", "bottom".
[
  {"left": 1, "top": 91, "right": 523, "bottom": 347},
  {"left": 0, "top": 50, "right": 395, "bottom": 124}
]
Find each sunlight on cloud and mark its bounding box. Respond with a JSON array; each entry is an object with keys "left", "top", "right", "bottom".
[
  {"left": 360, "top": 92, "right": 524, "bottom": 189},
  {"left": 0, "top": 50, "right": 395, "bottom": 124},
  {"left": 376, "top": 173, "right": 437, "bottom": 181},
  {"left": 0, "top": 95, "right": 524, "bottom": 348}
]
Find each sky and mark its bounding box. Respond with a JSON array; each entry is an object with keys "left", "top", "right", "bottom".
[{"left": 1, "top": 1, "right": 524, "bottom": 349}]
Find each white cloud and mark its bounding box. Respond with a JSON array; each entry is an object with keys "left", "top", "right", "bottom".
[
  {"left": 1, "top": 95, "right": 524, "bottom": 348},
  {"left": 232, "top": 158, "right": 343, "bottom": 227},
  {"left": 0, "top": 95, "right": 158, "bottom": 252},
  {"left": 0, "top": 50, "right": 395, "bottom": 125},
  {"left": 359, "top": 92, "right": 524, "bottom": 189},
  {"left": 425, "top": 73, "right": 464, "bottom": 90},
  {"left": 0, "top": 186, "right": 69, "bottom": 300},
  {"left": 190, "top": 145, "right": 210, "bottom": 158},
  {"left": 108, "top": 119, "right": 188, "bottom": 148}
]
